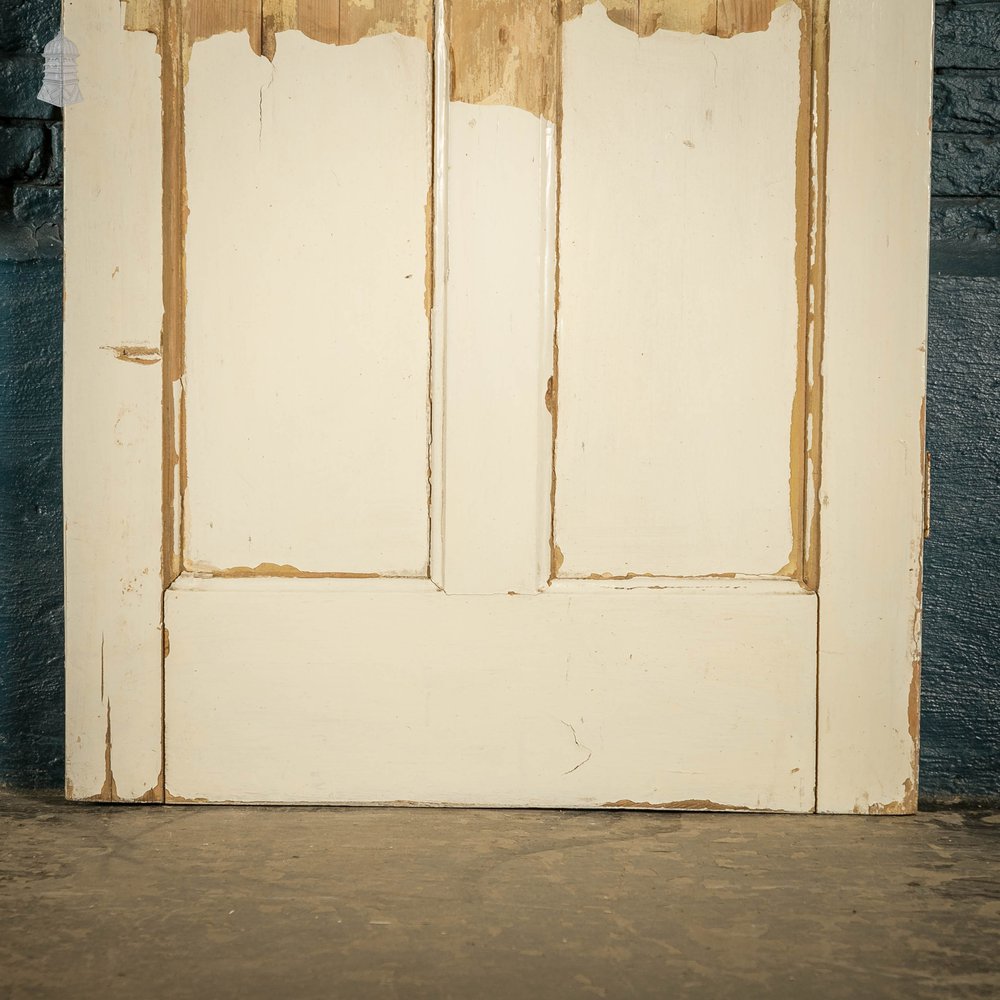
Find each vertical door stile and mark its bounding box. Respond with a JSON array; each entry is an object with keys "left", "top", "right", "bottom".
[
  {"left": 64, "top": 0, "right": 166, "bottom": 801},
  {"left": 438, "top": 1, "right": 560, "bottom": 596}
]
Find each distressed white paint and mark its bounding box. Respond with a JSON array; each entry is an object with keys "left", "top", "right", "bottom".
[
  {"left": 63, "top": 0, "right": 163, "bottom": 799},
  {"left": 165, "top": 579, "right": 817, "bottom": 809},
  {"left": 183, "top": 30, "right": 432, "bottom": 576},
  {"left": 555, "top": 3, "right": 802, "bottom": 579},
  {"left": 65, "top": 1, "right": 935, "bottom": 813},
  {"left": 817, "top": 0, "right": 933, "bottom": 814},
  {"left": 439, "top": 103, "right": 557, "bottom": 594}
]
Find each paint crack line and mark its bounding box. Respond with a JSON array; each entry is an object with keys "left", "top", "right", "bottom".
[
  {"left": 258, "top": 62, "right": 277, "bottom": 145},
  {"left": 562, "top": 720, "right": 592, "bottom": 775}
]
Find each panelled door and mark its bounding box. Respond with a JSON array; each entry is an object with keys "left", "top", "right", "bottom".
[{"left": 64, "top": 0, "right": 933, "bottom": 811}]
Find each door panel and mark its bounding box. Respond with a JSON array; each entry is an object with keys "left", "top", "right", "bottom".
[
  {"left": 165, "top": 578, "right": 816, "bottom": 809},
  {"left": 555, "top": 4, "right": 805, "bottom": 580},
  {"left": 183, "top": 24, "right": 433, "bottom": 577}
]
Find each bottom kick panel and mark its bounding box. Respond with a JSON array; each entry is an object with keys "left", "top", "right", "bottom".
[{"left": 164, "top": 581, "right": 817, "bottom": 811}]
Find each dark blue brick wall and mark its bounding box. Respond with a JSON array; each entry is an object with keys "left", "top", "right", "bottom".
[
  {"left": 0, "top": 0, "right": 63, "bottom": 787},
  {"left": 0, "top": 1, "right": 997, "bottom": 801},
  {"left": 923, "top": 0, "right": 1000, "bottom": 804}
]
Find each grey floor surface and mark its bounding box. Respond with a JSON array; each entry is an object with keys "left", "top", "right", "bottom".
[{"left": 1, "top": 789, "right": 998, "bottom": 999}]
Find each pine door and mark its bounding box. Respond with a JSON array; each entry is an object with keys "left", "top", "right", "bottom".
[{"left": 64, "top": 0, "right": 933, "bottom": 811}]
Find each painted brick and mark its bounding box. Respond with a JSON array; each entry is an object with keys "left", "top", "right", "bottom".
[
  {"left": 0, "top": 55, "right": 57, "bottom": 121},
  {"left": 922, "top": 274, "right": 1000, "bottom": 801},
  {"left": 936, "top": 2, "right": 1000, "bottom": 70},
  {"left": 0, "top": 258, "right": 64, "bottom": 789},
  {"left": 931, "top": 198, "right": 1000, "bottom": 277},
  {"left": 0, "top": 216, "right": 62, "bottom": 264},
  {"left": 13, "top": 185, "right": 61, "bottom": 227},
  {"left": 0, "top": 125, "right": 46, "bottom": 183},
  {"left": 932, "top": 134, "right": 1000, "bottom": 196},
  {"left": 0, "top": 0, "right": 60, "bottom": 54},
  {"left": 932, "top": 196, "right": 1000, "bottom": 242},
  {"left": 935, "top": 71, "right": 1000, "bottom": 133}
]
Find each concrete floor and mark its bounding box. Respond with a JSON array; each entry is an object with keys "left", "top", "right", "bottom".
[{"left": 0, "top": 790, "right": 998, "bottom": 999}]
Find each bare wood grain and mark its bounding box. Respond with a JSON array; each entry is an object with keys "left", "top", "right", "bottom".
[{"left": 448, "top": 0, "right": 560, "bottom": 119}]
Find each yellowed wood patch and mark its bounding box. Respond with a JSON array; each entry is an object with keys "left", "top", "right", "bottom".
[
  {"left": 186, "top": 561, "right": 381, "bottom": 580},
  {"left": 263, "top": 1, "right": 433, "bottom": 58},
  {"left": 186, "top": 0, "right": 262, "bottom": 53},
  {"left": 561, "top": 0, "right": 716, "bottom": 36},
  {"left": 447, "top": 0, "right": 560, "bottom": 120},
  {"left": 562, "top": 0, "right": 798, "bottom": 39},
  {"left": 125, "top": 1, "right": 431, "bottom": 58},
  {"left": 717, "top": 0, "right": 788, "bottom": 36},
  {"left": 122, "top": 0, "right": 164, "bottom": 35},
  {"left": 340, "top": 0, "right": 433, "bottom": 47}
]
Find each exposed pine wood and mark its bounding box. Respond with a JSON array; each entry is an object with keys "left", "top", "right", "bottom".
[
  {"left": 641, "top": 0, "right": 716, "bottom": 36},
  {"left": 447, "top": 0, "right": 560, "bottom": 120},
  {"left": 262, "top": 1, "right": 339, "bottom": 59},
  {"left": 717, "top": 0, "right": 785, "bottom": 37},
  {"left": 561, "top": 1, "right": 715, "bottom": 36},
  {"left": 561, "top": 0, "right": 795, "bottom": 38},
  {"left": 122, "top": 0, "right": 165, "bottom": 35},
  {"left": 293, "top": 0, "right": 340, "bottom": 42},
  {"left": 186, "top": 0, "right": 262, "bottom": 55},
  {"left": 802, "top": 0, "right": 829, "bottom": 591},
  {"left": 340, "top": 0, "right": 432, "bottom": 47}
]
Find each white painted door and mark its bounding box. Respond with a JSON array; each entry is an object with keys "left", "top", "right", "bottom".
[{"left": 64, "top": 0, "right": 933, "bottom": 812}]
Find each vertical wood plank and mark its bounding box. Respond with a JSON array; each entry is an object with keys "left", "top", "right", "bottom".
[
  {"left": 448, "top": 0, "right": 559, "bottom": 119},
  {"left": 440, "top": 0, "right": 559, "bottom": 594},
  {"left": 560, "top": 0, "right": 720, "bottom": 37},
  {"left": 640, "top": 0, "right": 716, "bottom": 36},
  {"left": 63, "top": 0, "right": 165, "bottom": 800},
  {"left": 817, "top": 0, "right": 933, "bottom": 814},
  {"left": 262, "top": 0, "right": 339, "bottom": 56},
  {"left": 717, "top": 0, "right": 783, "bottom": 38},
  {"left": 340, "top": 0, "right": 433, "bottom": 47},
  {"left": 187, "top": 0, "right": 262, "bottom": 53},
  {"left": 294, "top": 0, "right": 340, "bottom": 42}
]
